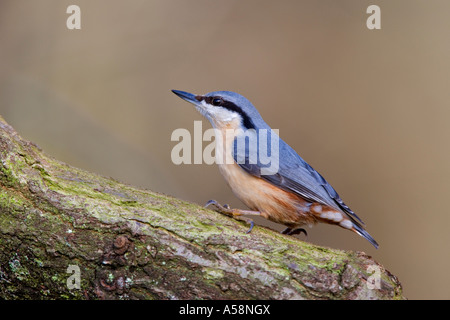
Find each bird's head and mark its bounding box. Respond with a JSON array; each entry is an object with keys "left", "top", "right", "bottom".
[{"left": 172, "top": 90, "right": 265, "bottom": 130}]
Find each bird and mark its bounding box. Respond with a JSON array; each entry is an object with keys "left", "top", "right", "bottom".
[{"left": 172, "top": 89, "right": 378, "bottom": 249}]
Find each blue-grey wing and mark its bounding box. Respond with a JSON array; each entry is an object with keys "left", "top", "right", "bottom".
[{"left": 233, "top": 134, "right": 364, "bottom": 225}]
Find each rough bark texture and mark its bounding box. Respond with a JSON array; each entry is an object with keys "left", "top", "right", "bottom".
[{"left": 0, "top": 115, "right": 404, "bottom": 300}]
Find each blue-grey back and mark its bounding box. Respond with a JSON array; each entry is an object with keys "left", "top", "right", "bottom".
[{"left": 211, "top": 90, "right": 364, "bottom": 224}]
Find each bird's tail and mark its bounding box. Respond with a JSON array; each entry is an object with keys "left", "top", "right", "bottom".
[
  {"left": 351, "top": 222, "right": 379, "bottom": 249},
  {"left": 311, "top": 204, "right": 379, "bottom": 249}
]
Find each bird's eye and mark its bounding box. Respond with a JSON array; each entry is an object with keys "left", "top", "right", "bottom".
[{"left": 211, "top": 97, "right": 223, "bottom": 106}]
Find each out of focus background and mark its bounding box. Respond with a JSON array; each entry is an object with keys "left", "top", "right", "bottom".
[{"left": 0, "top": 0, "right": 449, "bottom": 299}]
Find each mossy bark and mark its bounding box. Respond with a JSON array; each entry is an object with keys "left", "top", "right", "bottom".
[{"left": 0, "top": 116, "right": 404, "bottom": 300}]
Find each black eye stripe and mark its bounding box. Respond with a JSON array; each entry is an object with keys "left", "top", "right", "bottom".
[
  {"left": 222, "top": 101, "right": 255, "bottom": 129},
  {"left": 203, "top": 96, "right": 219, "bottom": 105},
  {"left": 212, "top": 98, "right": 223, "bottom": 106},
  {"left": 198, "top": 95, "right": 255, "bottom": 129}
]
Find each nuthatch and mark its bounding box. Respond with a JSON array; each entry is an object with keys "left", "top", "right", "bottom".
[{"left": 172, "top": 90, "right": 378, "bottom": 249}]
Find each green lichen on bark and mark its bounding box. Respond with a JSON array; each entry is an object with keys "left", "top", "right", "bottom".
[{"left": 0, "top": 116, "right": 404, "bottom": 300}]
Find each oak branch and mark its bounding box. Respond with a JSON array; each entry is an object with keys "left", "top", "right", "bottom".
[{"left": 0, "top": 116, "right": 403, "bottom": 299}]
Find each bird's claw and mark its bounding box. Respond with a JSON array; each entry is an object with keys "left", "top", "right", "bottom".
[
  {"left": 205, "top": 200, "right": 255, "bottom": 234},
  {"left": 205, "top": 200, "right": 232, "bottom": 215},
  {"left": 281, "top": 227, "right": 308, "bottom": 237},
  {"left": 245, "top": 220, "right": 255, "bottom": 234}
]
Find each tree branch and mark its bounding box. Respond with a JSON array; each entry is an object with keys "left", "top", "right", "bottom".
[{"left": 0, "top": 115, "right": 403, "bottom": 299}]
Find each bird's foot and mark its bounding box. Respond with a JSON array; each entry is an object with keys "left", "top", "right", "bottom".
[
  {"left": 205, "top": 200, "right": 256, "bottom": 234},
  {"left": 205, "top": 200, "right": 233, "bottom": 215},
  {"left": 281, "top": 227, "right": 308, "bottom": 238}
]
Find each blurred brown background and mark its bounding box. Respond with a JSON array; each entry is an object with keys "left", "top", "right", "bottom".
[{"left": 0, "top": 0, "right": 449, "bottom": 299}]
